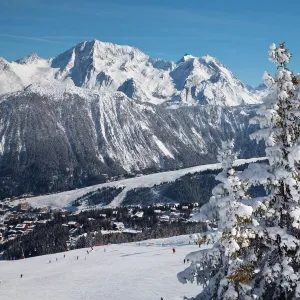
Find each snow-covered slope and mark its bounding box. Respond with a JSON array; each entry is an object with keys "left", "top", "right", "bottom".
[
  {"left": 0, "top": 85, "right": 264, "bottom": 198},
  {"left": 14, "top": 157, "right": 265, "bottom": 210},
  {"left": 0, "top": 40, "right": 262, "bottom": 106},
  {"left": 0, "top": 235, "right": 202, "bottom": 300}
]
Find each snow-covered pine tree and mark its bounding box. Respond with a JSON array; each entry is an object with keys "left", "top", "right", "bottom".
[
  {"left": 178, "top": 140, "right": 255, "bottom": 299},
  {"left": 245, "top": 42, "right": 300, "bottom": 299},
  {"left": 180, "top": 43, "right": 300, "bottom": 300}
]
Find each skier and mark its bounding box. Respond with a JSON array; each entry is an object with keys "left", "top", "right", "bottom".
[
  {"left": 49, "top": 260, "right": 51, "bottom": 264},
  {"left": 104, "top": 248, "right": 106, "bottom": 252},
  {"left": 77, "top": 256, "right": 79, "bottom": 260},
  {"left": 56, "top": 258, "right": 58, "bottom": 262},
  {"left": 161, "top": 297, "right": 163, "bottom": 300},
  {"left": 184, "top": 259, "right": 186, "bottom": 264},
  {"left": 87, "top": 250, "right": 89, "bottom": 255},
  {"left": 172, "top": 248, "right": 176, "bottom": 254},
  {"left": 20, "top": 274, "right": 23, "bottom": 278},
  {"left": 64, "top": 254, "right": 65, "bottom": 258}
]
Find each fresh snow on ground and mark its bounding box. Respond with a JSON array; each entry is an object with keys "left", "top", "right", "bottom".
[
  {"left": 0, "top": 235, "right": 202, "bottom": 300},
  {"left": 15, "top": 157, "right": 266, "bottom": 210}
]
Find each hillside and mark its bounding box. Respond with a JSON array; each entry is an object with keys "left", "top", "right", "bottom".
[
  {"left": 0, "top": 86, "right": 264, "bottom": 198},
  {"left": 15, "top": 157, "right": 265, "bottom": 209},
  {"left": 0, "top": 235, "right": 203, "bottom": 300}
]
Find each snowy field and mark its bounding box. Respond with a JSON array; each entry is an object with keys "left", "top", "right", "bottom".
[
  {"left": 14, "top": 157, "right": 265, "bottom": 210},
  {"left": 0, "top": 235, "right": 201, "bottom": 300}
]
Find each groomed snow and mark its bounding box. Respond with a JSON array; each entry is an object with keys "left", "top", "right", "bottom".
[{"left": 0, "top": 235, "right": 201, "bottom": 300}]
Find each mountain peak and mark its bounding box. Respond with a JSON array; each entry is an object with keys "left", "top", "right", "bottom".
[
  {"left": 72, "top": 39, "right": 145, "bottom": 59},
  {"left": 16, "top": 53, "right": 44, "bottom": 65},
  {"left": 201, "top": 55, "right": 217, "bottom": 64},
  {"left": 177, "top": 53, "right": 196, "bottom": 64}
]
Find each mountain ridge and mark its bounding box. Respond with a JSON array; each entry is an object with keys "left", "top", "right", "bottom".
[{"left": 0, "top": 39, "right": 263, "bottom": 106}]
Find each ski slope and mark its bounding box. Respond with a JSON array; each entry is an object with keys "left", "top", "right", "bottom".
[
  {"left": 0, "top": 235, "right": 202, "bottom": 300},
  {"left": 15, "top": 157, "right": 266, "bottom": 210}
]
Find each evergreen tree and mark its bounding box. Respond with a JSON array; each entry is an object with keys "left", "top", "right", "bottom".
[
  {"left": 248, "top": 43, "right": 300, "bottom": 299},
  {"left": 179, "top": 141, "right": 255, "bottom": 299},
  {"left": 180, "top": 43, "right": 300, "bottom": 300}
]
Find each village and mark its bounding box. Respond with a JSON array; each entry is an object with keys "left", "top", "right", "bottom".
[{"left": 0, "top": 198, "right": 203, "bottom": 259}]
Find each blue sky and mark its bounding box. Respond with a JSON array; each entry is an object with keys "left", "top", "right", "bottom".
[{"left": 1, "top": 0, "right": 299, "bottom": 86}]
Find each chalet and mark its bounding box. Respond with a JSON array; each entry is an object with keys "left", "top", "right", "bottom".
[
  {"left": 39, "top": 207, "right": 49, "bottom": 213},
  {"left": 20, "top": 202, "right": 30, "bottom": 211},
  {"left": 8, "top": 234, "right": 17, "bottom": 240},
  {"left": 113, "top": 222, "right": 125, "bottom": 230},
  {"left": 3, "top": 202, "right": 16, "bottom": 210},
  {"left": 67, "top": 221, "right": 80, "bottom": 229},
  {"left": 122, "top": 229, "right": 142, "bottom": 235},
  {"left": 23, "top": 220, "right": 34, "bottom": 226},
  {"left": 15, "top": 224, "right": 28, "bottom": 231},
  {"left": 170, "top": 212, "right": 180, "bottom": 222},
  {"left": 101, "top": 230, "right": 120, "bottom": 235},
  {"left": 28, "top": 225, "right": 36, "bottom": 230},
  {"left": 8, "top": 230, "right": 17, "bottom": 235},
  {"left": 159, "top": 215, "right": 170, "bottom": 222},
  {"left": 134, "top": 211, "right": 144, "bottom": 218},
  {"left": 170, "top": 211, "right": 180, "bottom": 216},
  {"left": 36, "top": 219, "right": 50, "bottom": 224}
]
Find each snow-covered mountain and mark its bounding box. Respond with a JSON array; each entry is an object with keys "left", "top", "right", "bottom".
[
  {"left": 0, "top": 40, "right": 262, "bottom": 106},
  {"left": 0, "top": 40, "right": 266, "bottom": 198},
  {"left": 0, "top": 84, "right": 263, "bottom": 198}
]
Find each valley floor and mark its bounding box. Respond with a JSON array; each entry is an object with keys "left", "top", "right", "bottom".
[
  {"left": 15, "top": 157, "right": 265, "bottom": 210},
  {"left": 0, "top": 235, "right": 201, "bottom": 300}
]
